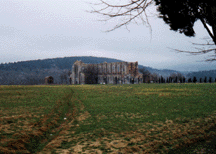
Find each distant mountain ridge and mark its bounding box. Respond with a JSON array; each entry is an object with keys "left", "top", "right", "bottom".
[
  {"left": 0, "top": 56, "right": 215, "bottom": 85},
  {"left": 0, "top": 56, "right": 179, "bottom": 75},
  {"left": 0, "top": 56, "right": 124, "bottom": 71}
]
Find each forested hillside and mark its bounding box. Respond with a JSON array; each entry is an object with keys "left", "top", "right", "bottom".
[
  {"left": 0, "top": 56, "right": 215, "bottom": 85},
  {"left": 0, "top": 56, "right": 124, "bottom": 71},
  {"left": 0, "top": 56, "right": 124, "bottom": 85}
]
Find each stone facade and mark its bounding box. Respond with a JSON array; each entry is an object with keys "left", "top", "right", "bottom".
[{"left": 70, "top": 60, "right": 143, "bottom": 84}]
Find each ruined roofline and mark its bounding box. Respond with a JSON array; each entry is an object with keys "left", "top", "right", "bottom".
[{"left": 73, "top": 60, "right": 138, "bottom": 65}]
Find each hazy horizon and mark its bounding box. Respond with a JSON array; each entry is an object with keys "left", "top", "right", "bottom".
[
  {"left": 1, "top": 55, "right": 216, "bottom": 73},
  {"left": 1, "top": 0, "right": 216, "bottom": 72}
]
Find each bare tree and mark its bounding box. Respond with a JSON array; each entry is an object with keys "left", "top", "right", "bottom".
[
  {"left": 139, "top": 67, "right": 151, "bottom": 83},
  {"left": 176, "top": 72, "right": 184, "bottom": 82},
  {"left": 90, "top": 0, "right": 154, "bottom": 32},
  {"left": 170, "top": 73, "right": 177, "bottom": 79},
  {"left": 170, "top": 38, "right": 216, "bottom": 61},
  {"left": 90, "top": 0, "right": 216, "bottom": 61},
  {"left": 60, "top": 73, "right": 67, "bottom": 84},
  {"left": 84, "top": 64, "right": 99, "bottom": 84},
  {"left": 152, "top": 73, "right": 159, "bottom": 83},
  {"left": 169, "top": 72, "right": 184, "bottom": 83},
  {"left": 60, "top": 70, "right": 70, "bottom": 84}
]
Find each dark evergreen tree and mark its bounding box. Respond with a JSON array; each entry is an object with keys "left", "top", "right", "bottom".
[
  {"left": 204, "top": 76, "right": 207, "bottom": 83},
  {"left": 215, "top": 78, "right": 216, "bottom": 83},
  {"left": 193, "top": 76, "right": 197, "bottom": 83},
  {"left": 209, "top": 77, "right": 212, "bottom": 83},
  {"left": 175, "top": 76, "right": 178, "bottom": 83},
  {"left": 169, "top": 77, "right": 172, "bottom": 83},
  {"left": 93, "top": 0, "right": 216, "bottom": 60},
  {"left": 155, "top": 0, "right": 216, "bottom": 44},
  {"left": 183, "top": 77, "right": 186, "bottom": 83},
  {"left": 179, "top": 78, "right": 182, "bottom": 83},
  {"left": 188, "top": 78, "right": 192, "bottom": 83},
  {"left": 160, "top": 76, "right": 164, "bottom": 83},
  {"left": 199, "top": 78, "right": 202, "bottom": 83},
  {"left": 166, "top": 77, "right": 169, "bottom": 83}
]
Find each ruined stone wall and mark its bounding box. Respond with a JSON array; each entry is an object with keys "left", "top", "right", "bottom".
[{"left": 71, "top": 60, "right": 142, "bottom": 84}]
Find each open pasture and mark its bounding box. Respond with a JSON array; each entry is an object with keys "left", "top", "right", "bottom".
[
  {"left": 0, "top": 83, "right": 216, "bottom": 153},
  {"left": 0, "top": 85, "right": 75, "bottom": 153}
]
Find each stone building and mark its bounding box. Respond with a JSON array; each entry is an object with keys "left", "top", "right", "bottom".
[{"left": 70, "top": 60, "right": 143, "bottom": 84}]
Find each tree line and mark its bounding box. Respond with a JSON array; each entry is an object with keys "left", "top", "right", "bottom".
[{"left": 139, "top": 68, "right": 216, "bottom": 84}]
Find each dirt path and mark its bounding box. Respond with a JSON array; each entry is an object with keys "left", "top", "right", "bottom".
[{"left": 0, "top": 89, "right": 78, "bottom": 153}]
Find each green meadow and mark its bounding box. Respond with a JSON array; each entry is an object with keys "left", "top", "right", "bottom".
[{"left": 0, "top": 83, "right": 216, "bottom": 153}]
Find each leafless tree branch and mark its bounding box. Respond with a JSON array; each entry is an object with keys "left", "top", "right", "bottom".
[
  {"left": 89, "top": 0, "right": 216, "bottom": 61},
  {"left": 90, "top": 0, "right": 154, "bottom": 32},
  {"left": 168, "top": 38, "right": 216, "bottom": 61}
]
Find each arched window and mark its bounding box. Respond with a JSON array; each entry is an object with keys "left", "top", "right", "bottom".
[
  {"left": 124, "top": 65, "right": 127, "bottom": 74},
  {"left": 108, "top": 65, "right": 111, "bottom": 73},
  {"left": 74, "top": 65, "right": 78, "bottom": 74},
  {"left": 99, "top": 65, "right": 102, "bottom": 73},
  {"left": 104, "top": 65, "right": 106, "bottom": 73},
  {"left": 112, "top": 65, "right": 115, "bottom": 73}
]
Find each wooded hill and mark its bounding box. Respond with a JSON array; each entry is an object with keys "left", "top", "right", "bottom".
[{"left": 0, "top": 56, "right": 215, "bottom": 85}]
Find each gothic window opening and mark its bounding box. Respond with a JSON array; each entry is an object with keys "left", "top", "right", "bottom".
[
  {"left": 117, "top": 65, "right": 120, "bottom": 73},
  {"left": 104, "top": 65, "right": 106, "bottom": 73}
]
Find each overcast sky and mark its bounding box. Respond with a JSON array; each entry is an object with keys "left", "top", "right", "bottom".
[{"left": 1, "top": 0, "right": 216, "bottom": 72}]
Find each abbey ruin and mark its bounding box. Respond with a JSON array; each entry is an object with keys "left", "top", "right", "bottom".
[{"left": 70, "top": 60, "right": 143, "bottom": 84}]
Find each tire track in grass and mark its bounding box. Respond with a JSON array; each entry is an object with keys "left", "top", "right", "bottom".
[
  {"left": 0, "top": 88, "right": 78, "bottom": 153},
  {"left": 41, "top": 96, "right": 92, "bottom": 153}
]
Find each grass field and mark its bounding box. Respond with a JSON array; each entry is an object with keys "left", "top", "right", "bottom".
[{"left": 0, "top": 83, "right": 216, "bottom": 153}]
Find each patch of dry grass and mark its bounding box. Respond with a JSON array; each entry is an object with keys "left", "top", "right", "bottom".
[
  {"left": 1, "top": 83, "right": 216, "bottom": 153},
  {"left": 52, "top": 112, "right": 216, "bottom": 154}
]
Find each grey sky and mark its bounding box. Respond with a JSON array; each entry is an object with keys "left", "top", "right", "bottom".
[{"left": 0, "top": 0, "right": 216, "bottom": 72}]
